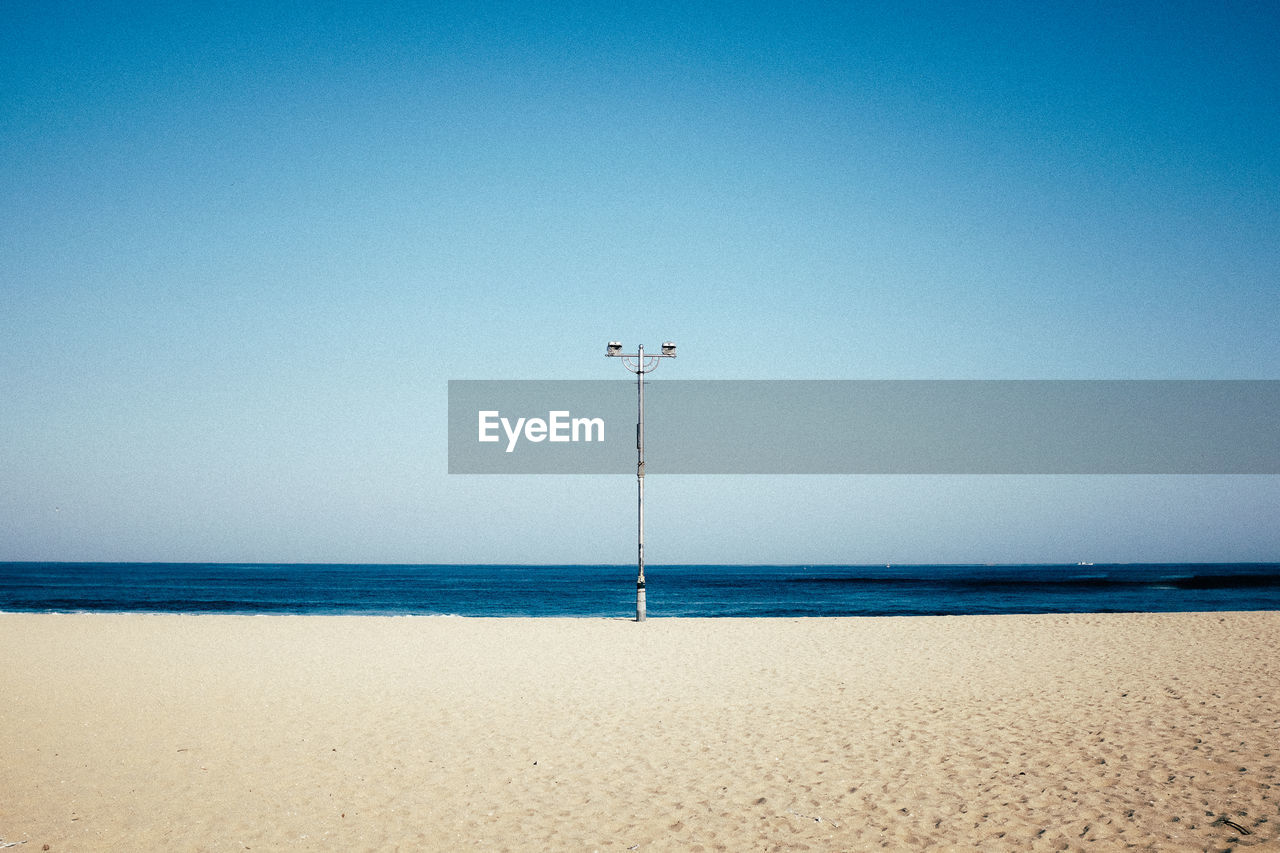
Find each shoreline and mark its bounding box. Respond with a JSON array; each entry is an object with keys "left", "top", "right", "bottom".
[
  {"left": 3, "top": 611, "right": 1277, "bottom": 850},
  {"left": 3, "top": 609, "right": 1280, "bottom": 616}
]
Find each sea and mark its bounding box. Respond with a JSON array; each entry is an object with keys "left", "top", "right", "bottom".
[{"left": 1, "top": 562, "right": 1279, "bottom": 618}]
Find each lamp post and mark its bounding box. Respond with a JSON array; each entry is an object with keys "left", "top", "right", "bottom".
[{"left": 606, "top": 340, "right": 676, "bottom": 621}]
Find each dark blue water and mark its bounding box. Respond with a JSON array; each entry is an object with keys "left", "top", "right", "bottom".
[{"left": 1, "top": 562, "right": 1279, "bottom": 617}]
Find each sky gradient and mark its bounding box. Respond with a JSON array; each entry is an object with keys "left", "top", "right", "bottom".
[{"left": 3, "top": 1, "right": 1278, "bottom": 563}]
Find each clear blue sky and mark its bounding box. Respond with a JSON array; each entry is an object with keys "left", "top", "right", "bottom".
[{"left": 3, "top": 1, "right": 1278, "bottom": 563}]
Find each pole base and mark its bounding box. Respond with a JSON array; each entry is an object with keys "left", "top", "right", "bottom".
[{"left": 636, "top": 585, "right": 646, "bottom": 622}]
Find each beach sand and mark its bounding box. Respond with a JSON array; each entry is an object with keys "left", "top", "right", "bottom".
[{"left": 1, "top": 612, "right": 1276, "bottom": 851}]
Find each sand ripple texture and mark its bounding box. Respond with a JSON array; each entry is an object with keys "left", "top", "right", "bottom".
[{"left": 1, "top": 611, "right": 1277, "bottom": 851}]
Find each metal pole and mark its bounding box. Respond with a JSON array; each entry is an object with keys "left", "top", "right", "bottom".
[
  {"left": 607, "top": 339, "right": 672, "bottom": 622},
  {"left": 636, "top": 344, "right": 646, "bottom": 622}
]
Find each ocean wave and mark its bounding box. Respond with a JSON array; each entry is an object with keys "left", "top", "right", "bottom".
[{"left": 788, "top": 572, "right": 1280, "bottom": 590}]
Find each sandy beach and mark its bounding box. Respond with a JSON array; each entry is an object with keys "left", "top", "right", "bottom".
[{"left": 1, "top": 612, "right": 1276, "bottom": 851}]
